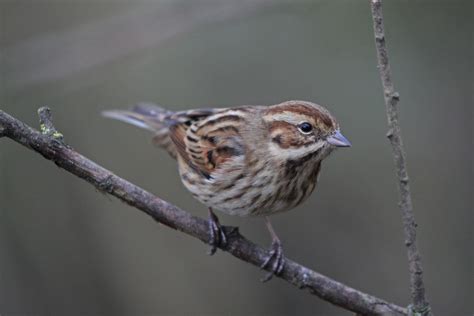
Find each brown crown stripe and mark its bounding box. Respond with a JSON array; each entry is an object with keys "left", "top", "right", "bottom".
[{"left": 267, "top": 104, "right": 334, "bottom": 128}]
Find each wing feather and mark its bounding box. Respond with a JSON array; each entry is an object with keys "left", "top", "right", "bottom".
[{"left": 168, "top": 110, "right": 247, "bottom": 180}]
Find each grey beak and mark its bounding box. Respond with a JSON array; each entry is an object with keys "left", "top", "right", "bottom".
[{"left": 327, "top": 130, "right": 351, "bottom": 147}]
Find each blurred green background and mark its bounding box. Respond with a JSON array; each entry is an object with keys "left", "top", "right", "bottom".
[{"left": 0, "top": 0, "right": 472, "bottom": 315}]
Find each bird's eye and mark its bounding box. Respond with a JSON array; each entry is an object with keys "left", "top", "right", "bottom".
[{"left": 298, "top": 122, "right": 313, "bottom": 134}]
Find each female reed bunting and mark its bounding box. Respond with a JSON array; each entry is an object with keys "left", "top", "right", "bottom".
[{"left": 103, "top": 100, "right": 351, "bottom": 281}]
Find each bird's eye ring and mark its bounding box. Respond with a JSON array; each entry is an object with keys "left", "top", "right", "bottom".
[{"left": 298, "top": 122, "right": 313, "bottom": 134}]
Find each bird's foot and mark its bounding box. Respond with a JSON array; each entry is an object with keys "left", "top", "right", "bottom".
[
  {"left": 260, "top": 238, "right": 285, "bottom": 282},
  {"left": 207, "top": 209, "right": 227, "bottom": 255}
]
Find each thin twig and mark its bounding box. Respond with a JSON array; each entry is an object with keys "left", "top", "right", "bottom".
[
  {"left": 0, "top": 108, "right": 406, "bottom": 316},
  {"left": 38, "top": 106, "right": 64, "bottom": 142},
  {"left": 369, "top": 1, "right": 432, "bottom": 315}
]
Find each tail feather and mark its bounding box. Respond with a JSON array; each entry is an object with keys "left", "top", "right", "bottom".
[
  {"left": 102, "top": 102, "right": 177, "bottom": 158},
  {"left": 102, "top": 110, "right": 156, "bottom": 131},
  {"left": 103, "top": 102, "right": 217, "bottom": 160},
  {"left": 102, "top": 102, "right": 173, "bottom": 131}
]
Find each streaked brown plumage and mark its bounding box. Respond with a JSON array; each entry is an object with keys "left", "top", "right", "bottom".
[{"left": 103, "top": 100, "right": 351, "bottom": 280}]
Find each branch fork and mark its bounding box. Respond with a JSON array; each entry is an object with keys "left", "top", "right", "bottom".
[{"left": 38, "top": 106, "right": 64, "bottom": 142}]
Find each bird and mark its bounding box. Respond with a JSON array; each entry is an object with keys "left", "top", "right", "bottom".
[{"left": 103, "top": 100, "right": 351, "bottom": 281}]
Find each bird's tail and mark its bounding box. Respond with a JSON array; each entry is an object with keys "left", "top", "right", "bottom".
[
  {"left": 102, "top": 102, "right": 177, "bottom": 158},
  {"left": 102, "top": 102, "right": 175, "bottom": 131}
]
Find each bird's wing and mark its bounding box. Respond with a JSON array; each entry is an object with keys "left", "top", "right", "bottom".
[{"left": 169, "top": 110, "right": 247, "bottom": 180}]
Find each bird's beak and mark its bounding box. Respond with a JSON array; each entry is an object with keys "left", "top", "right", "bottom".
[{"left": 327, "top": 130, "right": 351, "bottom": 147}]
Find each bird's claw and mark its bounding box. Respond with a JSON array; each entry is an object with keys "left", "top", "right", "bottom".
[
  {"left": 260, "top": 239, "right": 285, "bottom": 282},
  {"left": 207, "top": 211, "right": 227, "bottom": 255}
]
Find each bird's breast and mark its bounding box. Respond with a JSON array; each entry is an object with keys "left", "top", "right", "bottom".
[{"left": 179, "top": 155, "right": 322, "bottom": 217}]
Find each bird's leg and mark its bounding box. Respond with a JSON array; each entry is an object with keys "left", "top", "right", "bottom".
[
  {"left": 260, "top": 216, "right": 285, "bottom": 282},
  {"left": 207, "top": 207, "right": 227, "bottom": 255}
]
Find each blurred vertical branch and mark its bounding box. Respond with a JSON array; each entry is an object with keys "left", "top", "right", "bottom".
[{"left": 369, "top": 1, "right": 432, "bottom": 315}]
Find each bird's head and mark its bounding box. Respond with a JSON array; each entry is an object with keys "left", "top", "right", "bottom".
[{"left": 263, "top": 100, "right": 351, "bottom": 161}]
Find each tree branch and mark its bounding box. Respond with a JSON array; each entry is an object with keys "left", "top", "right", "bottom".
[
  {"left": 369, "top": 1, "right": 432, "bottom": 315},
  {"left": 0, "top": 108, "right": 406, "bottom": 316}
]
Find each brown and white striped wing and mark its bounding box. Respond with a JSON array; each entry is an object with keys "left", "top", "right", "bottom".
[{"left": 169, "top": 109, "right": 247, "bottom": 180}]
